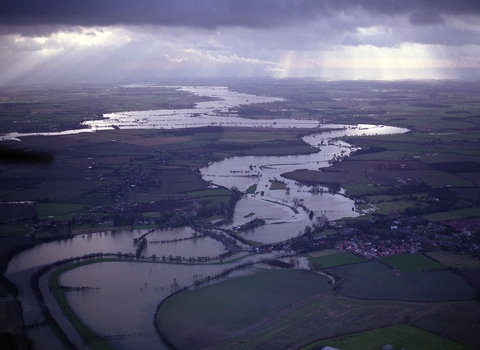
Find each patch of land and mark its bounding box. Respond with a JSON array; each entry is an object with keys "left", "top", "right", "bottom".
[
  {"left": 0, "top": 124, "right": 317, "bottom": 238},
  {"left": 425, "top": 250, "right": 480, "bottom": 269},
  {"left": 326, "top": 261, "right": 476, "bottom": 302},
  {"left": 156, "top": 269, "right": 331, "bottom": 350},
  {"left": 381, "top": 253, "right": 446, "bottom": 272},
  {"left": 304, "top": 324, "right": 474, "bottom": 350},
  {"left": 3, "top": 80, "right": 480, "bottom": 349},
  {"left": 156, "top": 267, "right": 480, "bottom": 350},
  {"left": 307, "top": 249, "right": 365, "bottom": 269}
]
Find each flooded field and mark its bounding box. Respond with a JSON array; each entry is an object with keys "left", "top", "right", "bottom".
[{"left": 4, "top": 86, "right": 407, "bottom": 349}]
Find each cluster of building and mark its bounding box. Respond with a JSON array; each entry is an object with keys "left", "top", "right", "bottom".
[
  {"left": 341, "top": 216, "right": 479, "bottom": 259},
  {"left": 336, "top": 238, "right": 422, "bottom": 259}
]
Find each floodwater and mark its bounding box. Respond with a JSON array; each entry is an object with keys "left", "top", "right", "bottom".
[
  {"left": 202, "top": 124, "right": 406, "bottom": 243},
  {"left": 0, "top": 86, "right": 315, "bottom": 141},
  {"left": 4, "top": 85, "right": 408, "bottom": 349},
  {"left": 59, "top": 257, "right": 275, "bottom": 350}
]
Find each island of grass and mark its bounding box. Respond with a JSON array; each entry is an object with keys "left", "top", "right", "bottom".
[{"left": 48, "top": 260, "right": 116, "bottom": 350}]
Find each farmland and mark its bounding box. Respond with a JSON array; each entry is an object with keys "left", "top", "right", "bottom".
[
  {"left": 307, "top": 249, "right": 365, "bottom": 269},
  {"left": 156, "top": 269, "right": 330, "bottom": 350},
  {"left": 426, "top": 250, "right": 480, "bottom": 269},
  {"left": 2, "top": 79, "right": 480, "bottom": 349},
  {"left": 0, "top": 124, "right": 318, "bottom": 238},
  {"left": 305, "top": 324, "right": 474, "bottom": 350},
  {"left": 326, "top": 261, "right": 476, "bottom": 301},
  {"left": 381, "top": 253, "right": 445, "bottom": 272},
  {"left": 157, "top": 265, "right": 480, "bottom": 350}
]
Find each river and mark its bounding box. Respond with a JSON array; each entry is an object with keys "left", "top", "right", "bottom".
[{"left": 4, "top": 85, "right": 408, "bottom": 349}]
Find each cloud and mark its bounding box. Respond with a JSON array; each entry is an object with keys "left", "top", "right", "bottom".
[
  {"left": 0, "top": 1, "right": 480, "bottom": 84},
  {"left": 1, "top": 1, "right": 479, "bottom": 31},
  {"left": 0, "top": 0, "right": 326, "bottom": 30}
]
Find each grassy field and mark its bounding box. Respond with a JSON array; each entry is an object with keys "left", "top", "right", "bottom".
[
  {"left": 307, "top": 249, "right": 365, "bottom": 269},
  {"left": 425, "top": 250, "right": 480, "bottom": 269},
  {"left": 246, "top": 184, "right": 257, "bottom": 194},
  {"left": 35, "top": 203, "right": 89, "bottom": 219},
  {"left": 155, "top": 268, "right": 330, "bottom": 350},
  {"left": 0, "top": 188, "right": 87, "bottom": 202},
  {"left": 0, "top": 202, "right": 36, "bottom": 223},
  {"left": 155, "top": 264, "right": 480, "bottom": 350},
  {"left": 371, "top": 198, "right": 425, "bottom": 215},
  {"left": 343, "top": 183, "right": 393, "bottom": 196},
  {"left": 203, "top": 290, "right": 480, "bottom": 350},
  {"left": 305, "top": 324, "right": 474, "bottom": 350},
  {"left": 186, "top": 188, "right": 234, "bottom": 209},
  {"left": 422, "top": 207, "right": 480, "bottom": 221},
  {"left": 269, "top": 181, "right": 286, "bottom": 190},
  {"left": 381, "top": 253, "right": 446, "bottom": 272},
  {"left": 326, "top": 261, "right": 476, "bottom": 301},
  {"left": 186, "top": 188, "right": 233, "bottom": 198},
  {"left": 0, "top": 223, "right": 32, "bottom": 237}
]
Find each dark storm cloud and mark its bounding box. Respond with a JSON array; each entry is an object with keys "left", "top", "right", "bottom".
[
  {"left": 0, "top": 0, "right": 326, "bottom": 29},
  {"left": 350, "top": 0, "right": 480, "bottom": 25},
  {"left": 1, "top": 0, "right": 479, "bottom": 31}
]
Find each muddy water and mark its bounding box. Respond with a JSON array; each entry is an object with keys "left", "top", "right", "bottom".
[
  {"left": 4, "top": 85, "right": 408, "bottom": 349},
  {"left": 59, "top": 257, "right": 275, "bottom": 350},
  {"left": 202, "top": 124, "right": 407, "bottom": 243}
]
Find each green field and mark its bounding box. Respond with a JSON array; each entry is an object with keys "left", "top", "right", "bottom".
[
  {"left": 422, "top": 207, "right": 480, "bottom": 221},
  {"left": 155, "top": 268, "right": 330, "bottom": 350},
  {"left": 0, "top": 223, "right": 32, "bottom": 237},
  {"left": 186, "top": 188, "right": 233, "bottom": 198},
  {"left": 269, "top": 181, "right": 286, "bottom": 190},
  {"left": 307, "top": 249, "right": 365, "bottom": 269},
  {"left": 373, "top": 198, "right": 425, "bottom": 215},
  {"left": 196, "top": 289, "right": 480, "bottom": 350},
  {"left": 425, "top": 250, "right": 480, "bottom": 269},
  {"left": 0, "top": 188, "right": 87, "bottom": 202},
  {"left": 343, "top": 183, "right": 393, "bottom": 196},
  {"left": 326, "top": 261, "right": 476, "bottom": 301},
  {"left": 245, "top": 184, "right": 257, "bottom": 194},
  {"left": 306, "top": 324, "right": 474, "bottom": 350},
  {"left": 35, "top": 203, "right": 89, "bottom": 219},
  {"left": 381, "top": 253, "right": 446, "bottom": 272}
]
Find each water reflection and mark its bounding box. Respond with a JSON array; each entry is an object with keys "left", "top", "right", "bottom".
[
  {"left": 202, "top": 124, "right": 408, "bottom": 243},
  {"left": 60, "top": 255, "right": 278, "bottom": 350},
  {"left": 4, "top": 85, "right": 409, "bottom": 349}
]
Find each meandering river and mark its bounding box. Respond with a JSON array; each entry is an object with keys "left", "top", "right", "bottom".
[{"left": 5, "top": 85, "right": 408, "bottom": 349}]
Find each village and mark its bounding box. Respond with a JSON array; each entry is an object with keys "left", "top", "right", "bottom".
[{"left": 278, "top": 214, "right": 480, "bottom": 262}]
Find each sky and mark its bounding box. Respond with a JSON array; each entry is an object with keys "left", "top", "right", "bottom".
[{"left": 1, "top": 0, "right": 480, "bottom": 84}]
